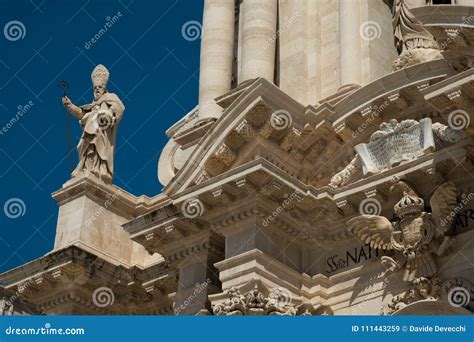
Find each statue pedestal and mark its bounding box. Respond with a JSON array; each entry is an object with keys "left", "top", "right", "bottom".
[{"left": 52, "top": 174, "right": 160, "bottom": 268}]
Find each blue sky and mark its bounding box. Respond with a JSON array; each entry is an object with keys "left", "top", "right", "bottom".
[{"left": 0, "top": 0, "right": 204, "bottom": 272}]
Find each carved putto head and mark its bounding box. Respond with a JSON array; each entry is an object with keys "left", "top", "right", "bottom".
[{"left": 413, "top": 277, "right": 433, "bottom": 299}]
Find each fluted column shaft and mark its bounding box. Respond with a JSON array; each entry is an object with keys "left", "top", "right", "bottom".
[
  {"left": 240, "top": 0, "right": 278, "bottom": 83},
  {"left": 339, "top": 0, "right": 362, "bottom": 87},
  {"left": 198, "top": 0, "right": 235, "bottom": 120}
]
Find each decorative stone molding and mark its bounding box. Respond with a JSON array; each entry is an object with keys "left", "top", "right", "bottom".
[
  {"left": 195, "top": 169, "right": 211, "bottom": 185},
  {"left": 329, "top": 155, "right": 361, "bottom": 189},
  {"left": 329, "top": 119, "right": 465, "bottom": 189},
  {"left": 356, "top": 119, "right": 435, "bottom": 175},
  {"left": 280, "top": 128, "right": 302, "bottom": 151},
  {"left": 215, "top": 143, "right": 236, "bottom": 166},
  {"left": 383, "top": 276, "right": 474, "bottom": 315},
  {"left": 0, "top": 246, "right": 174, "bottom": 315},
  {"left": 235, "top": 119, "right": 258, "bottom": 141},
  {"left": 212, "top": 285, "right": 297, "bottom": 316},
  {"left": 432, "top": 122, "right": 464, "bottom": 144}
]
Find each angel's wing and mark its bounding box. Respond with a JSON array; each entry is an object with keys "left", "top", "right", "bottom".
[
  {"left": 347, "top": 215, "right": 395, "bottom": 250},
  {"left": 430, "top": 182, "right": 458, "bottom": 237}
]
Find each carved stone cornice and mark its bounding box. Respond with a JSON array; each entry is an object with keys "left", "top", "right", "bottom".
[
  {"left": 215, "top": 143, "right": 237, "bottom": 166},
  {"left": 383, "top": 276, "right": 474, "bottom": 315},
  {"left": 423, "top": 68, "right": 474, "bottom": 113},
  {"left": 52, "top": 174, "right": 166, "bottom": 219},
  {"left": 0, "top": 246, "right": 174, "bottom": 315},
  {"left": 235, "top": 119, "right": 258, "bottom": 141},
  {"left": 212, "top": 282, "right": 297, "bottom": 316},
  {"left": 164, "top": 232, "right": 224, "bottom": 264}
]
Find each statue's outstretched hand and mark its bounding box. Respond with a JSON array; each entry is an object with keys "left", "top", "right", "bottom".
[{"left": 62, "top": 96, "right": 73, "bottom": 108}]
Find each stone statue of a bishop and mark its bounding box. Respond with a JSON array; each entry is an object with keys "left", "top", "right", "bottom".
[{"left": 62, "top": 65, "right": 124, "bottom": 183}]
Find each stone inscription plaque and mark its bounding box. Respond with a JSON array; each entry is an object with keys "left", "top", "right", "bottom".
[{"left": 355, "top": 118, "right": 435, "bottom": 175}]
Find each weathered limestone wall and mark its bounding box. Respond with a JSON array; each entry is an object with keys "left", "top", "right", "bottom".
[
  {"left": 361, "top": 0, "right": 398, "bottom": 86},
  {"left": 320, "top": 0, "right": 341, "bottom": 99},
  {"left": 53, "top": 176, "right": 160, "bottom": 268}
]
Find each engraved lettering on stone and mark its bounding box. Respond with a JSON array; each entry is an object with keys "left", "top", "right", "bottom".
[{"left": 355, "top": 119, "right": 435, "bottom": 175}]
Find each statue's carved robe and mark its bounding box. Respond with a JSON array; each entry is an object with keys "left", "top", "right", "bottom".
[
  {"left": 392, "top": 0, "right": 438, "bottom": 54},
  {"left": 72, "top": 92, "right": 124, "bottom": 182}
]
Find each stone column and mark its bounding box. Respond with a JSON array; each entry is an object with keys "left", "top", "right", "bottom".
[
  {"left": 456, "top": 0, "right": 474, "bottom": 5},
  {"left": 240, "top": 0, "right": 278, "bottom": 83},
  {"left": 339, "top": 0, "right": 362, "bottom": 87},
  {"left": 279, "top": 0, "right": 310, "bottom": 104},
  {"left": 198, "top": 0, "right": 235, "bottom": 121}
]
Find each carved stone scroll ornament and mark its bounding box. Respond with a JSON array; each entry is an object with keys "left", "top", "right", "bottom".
[
  {"left": 432, "top": 122, "right": 464, "bottom": 144},
  {"left": 347, "top": 181, "right": 458, "bottom": 282},
  {"left": 382, "top": 276, "right": 474, "bottom": 315},
  {"left": 212, "top": 285, "right": 297, "bottom": 316},
  {"left": 392, "top": 0, "right": 442, "bottom": 70},
  {"left": 329, "top": 119, "right": 463, "bottom": 189},
  {"left": 329, "top": 155, "right": 361, "bottom": 189},
  {"left": 355, "top": 119, "right": 435, "bottom": 175}
]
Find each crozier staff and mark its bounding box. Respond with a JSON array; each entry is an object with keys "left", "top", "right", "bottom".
[{"left": 61, "top": 64, "right": 125, "bottom": 183}]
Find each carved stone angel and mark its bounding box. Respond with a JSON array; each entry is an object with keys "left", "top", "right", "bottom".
[{"left": 347, "top": 181, "right": 458, "bottom": 281}]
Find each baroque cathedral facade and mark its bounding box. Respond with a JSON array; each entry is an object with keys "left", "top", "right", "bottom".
[{"left": 1, "top": 0, "right": 474, "bottom": 315}]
